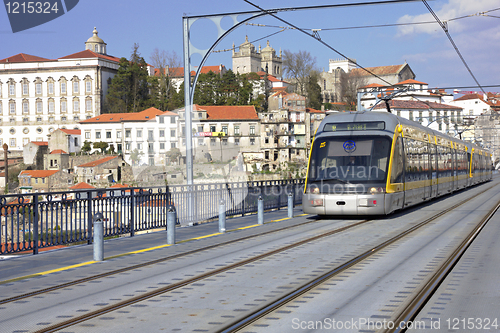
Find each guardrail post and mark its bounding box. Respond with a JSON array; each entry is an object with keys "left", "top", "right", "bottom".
[
  {"left": 167, "top": 205, "right": 176, "bottom": 244},
  {"left": 93, "top": 212, "right": 104, "bottom": 261},
  {"left": 33, "top": 194, "right": 39, "bottom": 255},
  {"left": 130, "top": 189, "right": 135, "bottom": 237},
  {"left": 288, "top": 192, "right": 294, "bottom": 218},
  {"left": 258, "top": 195, "right": 264, "bottom": 225},
  {"left": 219, "top": 199, "right": 226, "bottom": 233}
]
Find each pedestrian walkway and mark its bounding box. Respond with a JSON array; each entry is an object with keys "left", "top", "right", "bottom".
[{"left": 0, "top": 206, "right": 310, "bottom": 283}]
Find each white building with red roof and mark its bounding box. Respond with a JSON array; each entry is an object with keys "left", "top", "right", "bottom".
[
  {"left": 0, "top": 27, "right": 119, "bottom": 151},
  {"left": 79, "top": 107, "right": 179, "bottom": 166}
]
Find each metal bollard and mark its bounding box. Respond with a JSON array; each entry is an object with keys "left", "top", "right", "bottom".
[
  {"left": 219, "top": 199, "right": 226, "bottom": 233},
  {"left": 258, "top": 195, "right": 264, "bottom": 225},
  {"left": 93, "top": 212, "right": 104, "bottom": 261},
  {"left": 167, "top": 205, "right": 176, "bottom": 244},
  {"left": 288, "top": 193, "right": 294, "bottom": 218}
]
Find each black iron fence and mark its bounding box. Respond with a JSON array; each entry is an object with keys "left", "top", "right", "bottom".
[{"left": 0, "top": 179, "right": 304, "bottom": 255}]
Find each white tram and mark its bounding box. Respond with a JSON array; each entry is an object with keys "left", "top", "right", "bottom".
[{"left": 303, "top": 112, "right": 492, "bottom": 215}]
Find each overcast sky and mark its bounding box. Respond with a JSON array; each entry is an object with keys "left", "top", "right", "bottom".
[{"left": 2, "top": 0, "right": 499, "bottom": 93}]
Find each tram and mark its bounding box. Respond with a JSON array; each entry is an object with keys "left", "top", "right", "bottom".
[{"left": 303, "top": 111, "right": 492, "bottom": 215}]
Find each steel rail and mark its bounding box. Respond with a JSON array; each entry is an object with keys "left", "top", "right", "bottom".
[
  {"left": 0, "top": 215, "right": 326, "bottom": 304},
  {"left": 33, "top": 218, "right": 373, "bottom": 333},
  {"left": 388, "top": 198, "right": 500, "bottom": 333},
  {"left": 217, "top": 183, "right": 498, "bottom": 332}
]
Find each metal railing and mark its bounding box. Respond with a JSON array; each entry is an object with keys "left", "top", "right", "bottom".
[{"left": 0, "top": 179, "right": 304, "bottom": 255}]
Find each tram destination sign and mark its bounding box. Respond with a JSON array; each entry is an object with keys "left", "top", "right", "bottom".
[{"left": 325, "top": 121, "right": 385, "bottom": 132}]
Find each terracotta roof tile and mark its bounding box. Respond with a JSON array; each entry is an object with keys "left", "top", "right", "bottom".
[
  {"left": 31, "top": 141, "right": 48, "bottom": 146},
  {"left": 168, "top": 65, "right": 225, "bottom": 77},
  {"left": 50, "top": 149, "right": 68, "bottom": 154},
  {"left": 58, "top": 50, "right": 120, "bottom": 63},
  {"left": 20, "top": 170, "right": 59, "bottom": 178},
  {"left": 453, "top": 93, "right": 485, "bottom": 102},
  {"left": 395, "top": 79, "right": 428, "bottom": 85},
  {"left": 373, "top": 100, "right": 462, "bottom": 110},
  {"left": 80, "top": 107, "right": 171, "bottom": 124},
  {"left": 0, "top": 53, "right": 52, "bottom": 63},
  {"left": 122, "top": 107, "right": 165, "bottom": 121},
  {"left": 60, "top": 129, "right": 81, "bottom": 135},
  {"left": 202, "top": 105, "right": 258, "bottom": 120},
  {"left": 77, "top": 156, "right": 118, "bottom": 167},
  {"left": 70, "top": 182, "right": 96, "bottom": 189},
  {"left": 351, "top": 64, "right": 405, "bottom": 77}
]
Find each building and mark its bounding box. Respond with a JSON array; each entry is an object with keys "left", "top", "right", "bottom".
[
  {"left": 232, "top": 37, "right": 282, "bottom": 77},
  {"left": 47, "top": 128, "right": 82, "bottom": 155},
  {"left": 0, "top": 27, "right": 120, "bottom": 151},
  {"left": 319, "top": 58, "right": 416, "bottom": 104},
  {"left": 176, "top": 105, "right": 261, "bottom": 162},
  {"left": 74, "top": 155, "right": 128, "bottom": 185},
  {"left": 23, "top": 141, "right": 48, "bottom": 167},
  {"left": 167, "top": 65, "right": 227, "bottom": 93},
  {"left": 79, "top": 107, "right": 179, "bottom": 166},
  {"left": 373, "top": 100, "right": 463, "bottom": 135},
  {"left": 18, "top": 169, "right": 73, "bottom": 193}
]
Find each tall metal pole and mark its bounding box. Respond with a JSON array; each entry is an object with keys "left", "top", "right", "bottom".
[
  {"left": 3, "top": 143, "right": 8, "bottom": 194},
  {"left": 183, "top": 17, "right": 194, "bottom": 186}
]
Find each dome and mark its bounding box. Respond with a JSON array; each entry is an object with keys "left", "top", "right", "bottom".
[
  {"left": 86, "top": 27, "right": 104, "bottom": 44},
  {"left": 261, "top": 40, "right": 275, "bottom": 53}
]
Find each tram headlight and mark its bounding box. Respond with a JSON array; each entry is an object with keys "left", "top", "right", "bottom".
[
  {"left": 369, "top": 187, "right": 385, "bottom": 194},
  {"left": 307, "top": 186, "right": 320, "bottom": 194}
]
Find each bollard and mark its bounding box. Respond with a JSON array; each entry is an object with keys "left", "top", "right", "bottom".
[
  {"left": 93, "top": 212, "right": 104, "bottom": 261},
  {"left": 219, "top": 199, "right": 226, "bottom": 233},
  {"left": 258, "top": 195, "right": 264, "bottom": 225},
  {"left": 167, "top": 205, "right": 176, "bottom": 244},
  {"left": 288, "top": 193, "right": 293, "bottom": 218}
]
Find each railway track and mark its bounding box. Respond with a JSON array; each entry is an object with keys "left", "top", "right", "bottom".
[{"left": 0, "top": 181, "right": 497, "bottom": 333}]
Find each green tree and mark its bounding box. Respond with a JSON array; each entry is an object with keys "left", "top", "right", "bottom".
[
  {"left": 165, "top": 147, "right": 181, "bottom": 164},
  {"left": 306, "top": 71, "right": 323, "bottom": 110},
  {"left": 103, "top": 43, "right": 153, "bottom": 113},
  {"left": 130, "top": 148, "right": 144, "bottom": 166},
  {"left": 81, "top": 140, "right": 92, "bottom": 154},
  {"left": 93, "top": 141, "right": 109, "bottom": 154}
]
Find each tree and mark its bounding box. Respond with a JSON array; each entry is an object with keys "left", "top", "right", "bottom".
[
  {"left": 282, "top": 50, "right": 318, "bottom": 97},
  {"left": 165, "top": 147, "right": 181, "bottom": 164},
  {"left": 339, "top": 71, "right": 368, "bottom": 111},
  {"left": 81, "top": 140, "right": 92, "bottom": 154},
  {"left": 306, "top": 71, "right": 322, "bottom": 109},
  {"left": 93, "top": 141, "right": 109, "bottom": 154},
  {"left": 103, "top": 44, "right": 153, "bottom": 113},
  {"left": 149, "top": 48, "right": 182, "bottom": 111},
  {"left": 130, "top": 148, "right": 144, "bottom": 166}
]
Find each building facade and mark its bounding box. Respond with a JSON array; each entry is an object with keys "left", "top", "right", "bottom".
[
  {"left": 232, "top": 37, "right": 282, "bottom": 77},
  {"left": 0, "top": 28, "right": 119, "bottom": 151}
]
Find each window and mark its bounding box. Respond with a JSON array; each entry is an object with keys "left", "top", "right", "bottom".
[
  {"left": 235, "top": 138, "right": 240, "bottom": 146},
  {"left": 117, "top": 131, "right": 122, "bottom": 139},
  {"left": 106, "top": 131, "right": 111, "bottom": 139},
  {"left": 49, "top": 116, "right": 54, "bottom": 122},
  {"left": 234, "top": 126, "right": 240, "bottom": 135},
  {"left": 73, "top": 81, "right": 79, "bottom": 94},
  {"left": 73, "top": 99, "right": 79, "bottom": 112},
  {"left": 250, "top": 125, "right": 255, "bottom": 135},
  {"left": 222, "top": 125, "right": 228, "bottom": 134},
  {"left": 10, "top": 138, "right": 16, "bottom": 147},
  {"left": 48, "top": 100, "right": 55, "bottom": 113},
  {"left": 170, "top": 129, "right": 176, "bottom": 137},
  {"left": 159, "top": 117, "right": 164, "bottom": 124},
  {"left": 86, "top": 81, "right": 91, "bottom": 93},
  {"left": 9, "top": 84, "right": 15, "bottom": 96},
  {"left": 61, "top": 116, "right": 67, "bottom": 121},
  {"left": 210, "top": 125, "right": 216, "bottom": 132},
  {"left": 250, "top": 138, "right": 255, "bottom": 145},
  {"left": 211, "top": 138, "right": 216, "bottom": 146},
  {"left": 23, "top": 83, "right": 28, "bottom": 95},
  {"left": 22, "top": 101, "right": 29, "bottom": 114},
  {"left": 137, "top": 129, "right": 142, "bottom": 138},
  {"left": 222, "top": 138, "right": 228, "bottom": 145},
  {"left": 85, "top": 131, "right": 91, "bottom": 139},
  {"left": 96, "top": 131, "right": 101, "bottom": 139},
  {"left": 137, "top": 143, "right": 142, "bottom": 150},
  {"left": 86, "top": 99, "right": 92, "bottom": 111},
  {"left": 159, "top": 130, "right": 165, "bottom": 137},
  {"left": 125, "top": 142, "right": 131, "bottom": 150},
  {"left": 198, "top": 126, "right": 203, "bottom": 132},
  {"left": 36, "top": 100, "right": 42, "bottom": 113},
  {"left": 125, "top": 129, "right": 131, "bottom": 138},
  {"left": 171, "top": 142, "right": 176, "bottom": 148},
  {"left": 148, "top": 130, "right": 154, "bottom": 141},
  {"left": 61, "top": 82, "right": 67, "bottom": 94},
  {"left": 10, "top": 102, "right": 16, "bottom": 114},
  {"left": 171, "top": 117, "right": 176, "bottom": 124},
  {"left": 198, "top": 138, "right": 204, "bottom": 145},
  {"left": 37, "top": 117, "right": 42, "bottom": 122},
  {"left": 9, "top": 118, "right": 15, "bottom": 123},
  {"left": 36, "top": 83, "right": 42, "bottom": 94},
  {"left": 48, "top": 82, "right": 54, "bottom": 94},
  {"left": 160, "top": 142, "right": 165, "bottom": 150},
  {"left": 61, "top": 100, "right": 67, "bottom": 113},
  {"left": 23, "top": 117, "right": 28, "bottom": 123}
]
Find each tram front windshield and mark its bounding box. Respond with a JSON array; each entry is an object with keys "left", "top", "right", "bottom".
[{"left": 308, "top": 136, "right": 392, "bottom": 185}]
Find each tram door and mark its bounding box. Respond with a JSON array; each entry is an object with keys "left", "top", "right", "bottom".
[{"left": 429, "top": 144, "right": 438, "bottom": 198}]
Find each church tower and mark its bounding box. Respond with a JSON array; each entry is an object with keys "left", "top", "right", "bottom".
[
  {"left": 85, "top": 27, "right": 107, "bottom": 54},
  {"left": 232, "top": 37, "right": 282, "bottom": 77}
]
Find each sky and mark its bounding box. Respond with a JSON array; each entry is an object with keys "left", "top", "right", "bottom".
[{"left": 1, "top": 0, "right": 500, "bottom": 94}]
